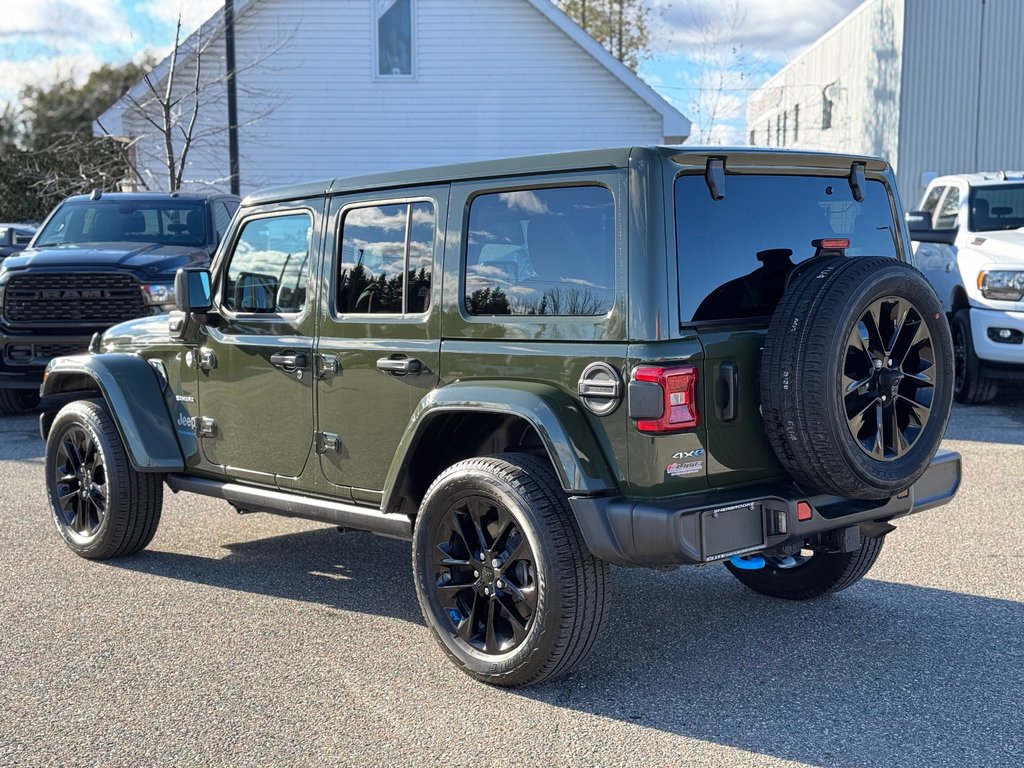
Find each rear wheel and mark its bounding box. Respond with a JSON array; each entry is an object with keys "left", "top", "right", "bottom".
[
  {"left": 951, "top": 309, "right": 998, "bottom": 404},
  {"left": 725, "top": 536, "right": 885, "bottom": 600},
  {"left": 0, "top": 388, "right": 40, "bottom": 414},
  {"left": 45, "top": 400, "right": 163, "bottom": 559},
  {"left": 412, "top": 453, "right": 609, "bottom": 687}
]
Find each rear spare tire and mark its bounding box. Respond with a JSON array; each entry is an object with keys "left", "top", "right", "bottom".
[{"left": 761, "top": 256, "right": 953, "bottom": 500}]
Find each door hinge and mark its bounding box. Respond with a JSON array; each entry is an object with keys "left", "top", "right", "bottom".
[
  {"left": 197, "top": 417, "right": 218, "bottom": 438},
  {"left": 315, "top": 431, "right": 341, "bottom": 454},
  {"left": 316, "top": 354, "right": 340, "bottom": 379}
]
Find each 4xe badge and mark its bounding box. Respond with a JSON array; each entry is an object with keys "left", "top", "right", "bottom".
[{"left": 667, "top": 448, "right": 704, "bottom": 476}]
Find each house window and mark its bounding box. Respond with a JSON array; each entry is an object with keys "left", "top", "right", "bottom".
[
  {"left": 793, "top": 104, "right": 800, "bottom": 143},
  {"left": 376, "top": 0, "right": 414, "bottom": 77},
  {"left": 822, "top": 91, "right": 833, "bottom": 130},
  {"left": 749, "top": 129, "right": 755, "bottom": 145}
]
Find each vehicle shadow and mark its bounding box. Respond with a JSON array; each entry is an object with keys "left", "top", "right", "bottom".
[
  {"left": 113, "top": 527, "right": 1024, "bottom": 767},
  {"left": 0, "top": 413, "right": 44, "bottom": 461}
]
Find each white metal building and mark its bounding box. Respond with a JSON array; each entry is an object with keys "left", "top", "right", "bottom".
[
  {"left": 97, "top": 0, "right": 689, "bottom": 195},
  {"left": 745, "top": 0, "right": 1024, "bottom": 204}
]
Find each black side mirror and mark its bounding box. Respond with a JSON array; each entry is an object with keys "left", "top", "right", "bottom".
[
  {"left": 905, "top": 210, "right": 957, "bottom": 245},
  {"left": 174, "top": 267, "right": 213, "bottom": 312}
]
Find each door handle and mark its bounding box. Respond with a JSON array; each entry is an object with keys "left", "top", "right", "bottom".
[
  {"left": 270, "top": 351, "right": 307, "bottom": 369},
  {"left": 376, "top": 357, "right": 422, "bottom": 375},
  {"left": 719, "top": 361, "right": 738, "bottom": 422}
]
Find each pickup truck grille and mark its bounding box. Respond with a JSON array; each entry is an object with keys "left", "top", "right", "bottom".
[{"left": 3, "top": 273, "right": 146, "bottom": 325}]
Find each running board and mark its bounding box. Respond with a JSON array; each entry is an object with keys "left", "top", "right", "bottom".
[{"left": 164, "top": 474, "right": 412, "bottom": 540}]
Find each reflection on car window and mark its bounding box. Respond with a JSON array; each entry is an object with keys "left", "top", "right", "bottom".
[
  {"left": 676, "top": 174, "right": 898, "bottom": 323},
  {"left": 969, "top": 184, "right": 1024, "bottom": 232},
  {"left": 224, "top": 213, "right": 312, "bottom": 313},
  {"left": 34, "top": 201, "right": 209, "bottom": 247},
  {"left": 338, "top": 201, "right": 435, "bottom": 315},
  {"left": 464, "top": 186, "right": 615, "bottom": 316}
]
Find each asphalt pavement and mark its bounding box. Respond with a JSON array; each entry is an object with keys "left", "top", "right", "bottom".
[{"left": 1, "top": 390, "right": 1023, "bottom": 767}]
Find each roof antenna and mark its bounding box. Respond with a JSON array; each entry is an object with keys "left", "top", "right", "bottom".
[
  {"left": 705, "top": 157, "right": 725, "bottom": 201},
  {"left": 90, "top": 188, "right": 102, "bottom": 201},
  {"left": 849, "top": 162, "right": 866, "bottom": 202}
]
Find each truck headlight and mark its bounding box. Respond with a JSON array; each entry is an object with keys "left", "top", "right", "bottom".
[
  {"left": 141, "top": 282, "right": 176, "bottom": 311},
  {"left": 978, "top": 271, "right": 1024, "bottom": 301}
]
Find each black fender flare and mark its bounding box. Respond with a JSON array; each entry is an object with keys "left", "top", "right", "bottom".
[{"left": 40, "top": 354, "right": 184, "bottom": 472}]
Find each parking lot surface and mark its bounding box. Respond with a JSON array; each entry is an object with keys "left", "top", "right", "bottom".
[{"left": 2, "top": 392, "right": 1023, "bottom": 767}]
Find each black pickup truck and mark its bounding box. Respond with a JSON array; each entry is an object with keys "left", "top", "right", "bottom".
[{"left": 0, "top": 191, "right": 238, "bottom": 413}]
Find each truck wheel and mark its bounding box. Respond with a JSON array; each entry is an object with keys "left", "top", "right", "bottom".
[
  {"left": 725, "top": 536, "right": 885, "bottom": 600},
  {"left": 45, "top": 400, "right": 163, "bottom": 559},
  {"left": 412, "top": 453, "right": 609, "bottom": 687},
  {"left": 762, "top": 256, "right": 954, "bottom": 500},
  {"left": 951, "top": 309, "right": 998, "bottom": 404},
  {"left": 0, "top": 388, "right": 40, "bottom": 414}
]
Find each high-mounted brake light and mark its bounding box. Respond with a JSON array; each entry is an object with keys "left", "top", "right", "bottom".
[
  {"left": 634, "top": 366, "right": 699, "bottom": 433},
  {"left": 811, "top": 238, "right": 850, "bottom": 258},
  {"left": 819, "top": 238, "right": 850, "bottom": 250}
]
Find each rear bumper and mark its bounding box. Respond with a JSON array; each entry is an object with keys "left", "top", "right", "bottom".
[{"left": 570, "top": 450, "right": 962, "bottom": 568}]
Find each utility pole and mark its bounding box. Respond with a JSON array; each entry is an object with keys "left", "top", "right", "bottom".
[{"left": 225, "top": 0, "right": 240, "bottom": 195}]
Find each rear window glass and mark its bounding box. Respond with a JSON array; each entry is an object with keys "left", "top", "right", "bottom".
[
  {"left": 465, "top": 186, "right": 614, "bottom": 316},
  {"left": 969, "top": 184, "right": 1024, "bottom": 232},
  {"left": 676, "top": 174, "right": 898, "bottom": 323}
]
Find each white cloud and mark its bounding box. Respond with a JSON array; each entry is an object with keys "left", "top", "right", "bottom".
[
  {"left": 0, "top": 52, "right": 105, "bottom": 105},
  {"left": 0, "top": 0, "right": 131, "bottom": 42},
  {"left": 135, "top": 0, "right": 222, "bottom": 37},
  {"left": 652, "top": 0, "right": 864, "bottom": 61}
]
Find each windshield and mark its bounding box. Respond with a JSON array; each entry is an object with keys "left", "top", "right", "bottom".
[
  {"left": 676, "top": 173, "right": 898, "bottom": 323},
  {"left": 35, "top": 200, "right": 208, "bottom": 248},
  {"left": 969, "top": 184, "right": 1024, "bottom": 232}
]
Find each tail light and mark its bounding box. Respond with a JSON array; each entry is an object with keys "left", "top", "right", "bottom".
[{"left": 634, "top": 365, "right": 699, "bottom": 433}]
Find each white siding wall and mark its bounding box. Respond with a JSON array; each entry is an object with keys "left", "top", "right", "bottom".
[
  {"left": 898, "top": 0, "right": 1024, "bottom": 203},
  {"left": 123, "top": 0, "right": 667, "bottom": 194},
  {"left": 745, "top": 0, "right": 905, "bottom": 167}
]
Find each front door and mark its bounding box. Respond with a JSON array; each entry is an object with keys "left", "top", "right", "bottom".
[
  {"left": 198, "top": 204, "right": 322, "bottom": 482},
  {"left": 315, "top": 187, "right": 447, "bottom": 505}
]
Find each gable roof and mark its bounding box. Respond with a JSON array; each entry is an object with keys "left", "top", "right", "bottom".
[{"left": 97, "top": 0, "right": 689, "bottom": 141}]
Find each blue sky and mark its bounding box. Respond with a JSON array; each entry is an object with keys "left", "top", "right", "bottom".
[{"left": 0, "top": 0, "right": 863, "bottom": 141}]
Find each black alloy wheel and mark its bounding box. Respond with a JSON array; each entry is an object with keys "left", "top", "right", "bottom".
[
  {"left": 412, "top": 454, "right": 609, "bottom": 687},
  {"left": 843, "top": 296, "right": 935, "bottom": 461},
  {"left": 45, "top": 400, "right": 163, "bottom": 559},
  {"left": 429, "top": 494, "right": 537, "bottom": 655},
  {"left": 52, "top": 424, "right": 108, "bottom": 542}
]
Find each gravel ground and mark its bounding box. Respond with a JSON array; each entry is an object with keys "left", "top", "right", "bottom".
[{"left": 1, "top": 391, "right": 1023, "bottom": 768}]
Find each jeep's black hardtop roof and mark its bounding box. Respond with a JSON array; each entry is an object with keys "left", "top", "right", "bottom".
[{"left": 242, "top": 146, "right": 892, "bottom": 207}]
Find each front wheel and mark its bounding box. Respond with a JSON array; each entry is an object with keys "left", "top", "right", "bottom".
[
  {"left": 45, "top": 400, "right": 163, "bottom": 559},
  {"left": 725, "top": 536, "right": 885, "bottom": 600},
  {"left": 951, "top": 309, "right": 998, "bottom": 404},
  {"left": 412, "top": 453, "right": 609, "bottom": 687}
]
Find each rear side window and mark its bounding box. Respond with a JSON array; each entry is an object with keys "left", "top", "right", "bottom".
[
  {"left": 935, "top": 187, "right": 960, "bottom": 230},
  {"left": 338, "top": 201, "right": 435, "bottom": 315},
  {"left": 223, "top": 213, "right": 312, "bottom": 314},
  {"left": 464, "top": 186, "right": 614, "bottom": 316},
  {"left": 676, "top": 174, "right": 898, "bottom": 324}
]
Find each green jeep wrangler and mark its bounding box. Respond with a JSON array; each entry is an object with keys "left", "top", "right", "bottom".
[{"left": 39, "top": 148, "right": 961, "bottom": 687}]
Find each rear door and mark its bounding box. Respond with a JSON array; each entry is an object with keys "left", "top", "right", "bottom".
[
  {"left": 315, "top": 187, "right": 447, "bottom": 506},
  {"left": 673, "top": 169, "right": 902, "bottom": 487}
]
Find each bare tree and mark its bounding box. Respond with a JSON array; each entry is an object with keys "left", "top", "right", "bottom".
[
  {"left": 684, "top": 0, "right": 760, "bottom": 144},
  {"left": 96, "top": 13, "right": 288, "bottom": 192}
]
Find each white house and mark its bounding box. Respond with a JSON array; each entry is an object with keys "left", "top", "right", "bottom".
[
  {"left": 745, "top": 0, "right": 1024, "bottom": 203},
  {"left": 98, "top": 0, "right": 690, "bottom": 194}
]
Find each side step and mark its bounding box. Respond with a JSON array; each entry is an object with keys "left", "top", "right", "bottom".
[{"left": 164, "top": 474, "right": 412, "bottom": 540}]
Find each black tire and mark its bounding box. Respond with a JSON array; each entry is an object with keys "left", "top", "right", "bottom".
[
  {"left": 45, "top": 400, "right": 163, "bottom": 559},
  {"left": 0, "top": 388, "right": 40, "bottom": 414},
  {"left": 951, "top": 308, "right": 998, "bottom": 404},
  {"left": 412, "top": 453, "right": 610, "bottom": 687},
  {"left": 725, "top": 536, "right": 885, "bottom": 600},
  {"left": 762, "top": 256, "right": 954, "bottom": 500}
]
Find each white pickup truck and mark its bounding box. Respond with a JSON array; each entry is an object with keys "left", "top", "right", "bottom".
[{"left": 907, "top": 172, "right": 1024, "bottom": 403}]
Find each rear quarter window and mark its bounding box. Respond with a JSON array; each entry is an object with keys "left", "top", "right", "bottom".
[{"left": 676, "top": 174, "right": 899, "bottom": 324}]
